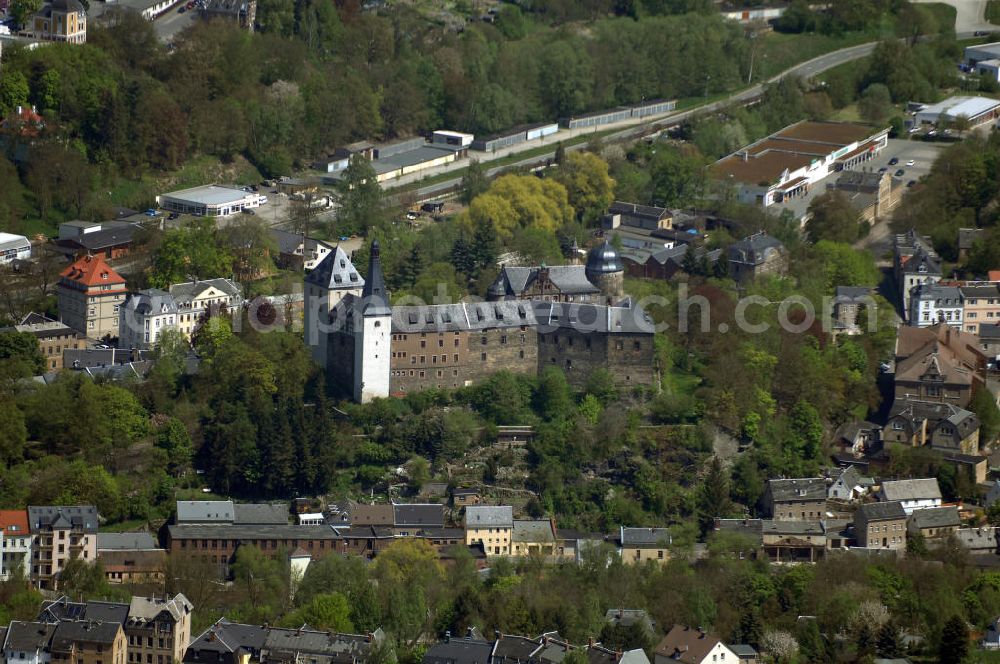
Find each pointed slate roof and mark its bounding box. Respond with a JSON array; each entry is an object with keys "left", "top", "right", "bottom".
[
  {"left": 305, "top": 245, "right": 364, "bottom": 291},
  {"left": 361, "top": 241, "right": 390, "bottom": 317}
]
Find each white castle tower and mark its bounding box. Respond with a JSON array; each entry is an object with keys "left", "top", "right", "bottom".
[
  {"left": 303, "top": 245, "right": 364, "bottom": 368},
  {"left": 353, "top": 240, "right": 391, "bottom": 403}
]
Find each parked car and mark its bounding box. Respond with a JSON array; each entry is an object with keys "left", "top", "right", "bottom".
[
  {"left": 906, "top": 159, "right": 915, "bottom": 167},
  {"left": 167, "top": 212, "right": 180, "bottom": 220},
  {"left": 907, "top": 180, "right": 917, "bottom": 187},
  {"left": 895, "top": 169, "right": 905, "bottom": 177},
  {"left": 405, "top": 211, "right": 419, "bottom": 220},
  {"left": 878, "top": 167, "right": 888, "bottom": 173},
  {"left": 888, "top": 157, "right": 899, "bottom": 165},
  {"left": 145, "top": 208, "right": 160, "bottom": 216}
]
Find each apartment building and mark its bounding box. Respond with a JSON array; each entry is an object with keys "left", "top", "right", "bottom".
[
  {"left": 0, "top": 509, "right": 32, "bottom": 579},
  {"left": 56, "top": 255, "right": 127, "bottom": 340},
  {"left": 28, "top": 506, "right": 98, "bottom": 590},
  {"left": 961, "top": 283, "right": 1000, "bottom": 334},
  {"left": 464, "top": 506, "right": 513, "bottom": 556},
  {"left": 125, "top": 595, "right": 194, "bottom": 664}
]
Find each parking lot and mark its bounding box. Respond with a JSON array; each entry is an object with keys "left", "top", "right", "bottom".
[{"left": 770, "top": 137, "right": 949, "bottom": 222}]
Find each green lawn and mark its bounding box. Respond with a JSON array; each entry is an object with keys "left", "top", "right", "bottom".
[{"left": 107, "top": 155, "right": 262, "bottom": 210}]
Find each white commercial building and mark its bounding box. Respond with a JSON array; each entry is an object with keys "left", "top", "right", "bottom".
[
  {"left": 913, "top": 96, "right": 1000, "bottom": 128},
  {"left": 0, "top": 232, "right": 31, "bottom": 264},
  {"left": 119, "top": 288, "right": 178, "bottom": 349},
  {"left": 431, "top": 130, "right": 474, "bottom": 147},
  {"left": 156, "top": 184, "right": 264, "bottom": 217}
]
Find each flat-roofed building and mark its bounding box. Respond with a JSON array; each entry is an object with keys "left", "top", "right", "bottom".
[
  {"left": 914, "top": 96, "right": 1000, "bottom": 128},
  {"left": 0, "top": 232, "right": 31, "bottom": 264},
  {"left": 156, "top": 185, "right": 263, "bottom": 217},
  {"left": 712, "top": 121, "right": 889, "bottom": 207}
]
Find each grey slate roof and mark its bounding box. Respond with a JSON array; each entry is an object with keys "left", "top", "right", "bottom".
[
  {"left": 981, "top": 323, "right": 1000, "bottom": 339},
  {"left": 956, "top": 526, "right": 1000, "bottom": 551},
  {"left": 900, "top": 248, "right": 941, "bottom": 276},
  {"left": 55, "top": 221, "right": 140, "bottom": 252},
  {"left": 305, "top": 245, "right": 364, "bottom": 290},
  {"left": 97, "top": 532, "right": 158, "bottom": 550},
  {"left": 128, "top": 595, "right": 193, "bottom": 624},
  {"left": 585, "top": 240, "right": 624, "bottom": 275},
  {"left": 423, "top": 638, "right": 493, "bottom": 664},
  {"left": 858, "top": 501, "right": 907, "bottom": 521},
  {"left": 28, "top": 505, "right": 98, "bottom": 533},
  {"left": 761, "top": 520, "right": 825, "bottom": 535},
  {"left": 608, "top": 201, "right": 670, "bottom": 223},
  {"left": 512, "top": 520, "right": 555, "bottom": 543},
  {"left": 465, "top": 506, "right": 513, "bottom": 528},
  {"left": 234, "top": 503, "right": 289, "bottom": 525},
  {"left": 491, "top": 265, "right": 599, "bottom": 298},
  {"left": 910, "top": 283, "right": 962, "bottom": 303},
  {"left": 50, "top": 620, "right": 121, "bottom": 651},
  {"left": 122, "top": 289, "right": 178, "bottom": 317},
  {"left": 270, "top": 229, "right": 332, "bottom": 256},
  {"left": 176, "top": 500, "right": 235, "bottom": 523},
  {"left": 393, "top": 503, "right": 445, "bottom": 528},
  {"left": 168, "top": 278, "right": 242, "bottom": 306},
  {"left": 360, "top": 241, "right": 390, "bottom": 317},
  {"left": 959, "top": 284, "right": 1000, "bottom": 298},
  {"left": 167, "top": 524, "right": 340, "bottom": 540},
  {"left": 908, "top": 506, "right": 960, "bottom": 530},
  {"left": 767, "top": 478, "right": 827, "bottom": 503},
  {"left": 880, "top": 479, "right": 942, "bottom": 502},
  {"left": 493, "top": 635, "right": 542, "bottom": 663},
  {"left": 958, "top": 227, "right": 985, "bottom": 250},
  {"left": 728, "top": 232, "right": 784, "bottom": 266},
  {"left": 38, "top": 598, "right": 130, "bottom": 625},
  {"left": 620, "top": 527, "right": 671, "bottom": 547},
  {"left": 4, "top": 622, "right": 57, "bottom": 652}
]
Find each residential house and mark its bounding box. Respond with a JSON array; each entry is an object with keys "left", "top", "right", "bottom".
[
  {"left": 49, "top": 620, "right": 125, "bottom": 664},
  {"left": 728, "top": 645, "right": 758, "bottom": 664},
  {"left": 422, "top": 637, "right": 493, "bottom": 664},
  {"left": 464, "top": 506, "right": 513, "bottom": 556},
  {"left": 883, "top": 399, "right": 980, "bottom": 454},
  {"left": 604, "top": 610, "right": 656, "bottom": 641},
  {"left": 894, "top": 230, "right": 941, "bottom": 317},
  {"left": 829, "top": 169, "right": 900, "bottom": 222},
  {"left": 855, "top": 502, "right": 907, "bottom": 550},
  {"left": 877, "top": 479, "right": 943, "bottom": 515},
  {"left": 269, "top": 229, "right": 334, "bottom": 271},
  {"left": 828, "top": 467, "right": 872, "bottom": 502},
  {"left": 27, "top": 0, "right": 86, "bottom": 43},
  {"left": 3, "top": 313, "right": 86, "bottom": 371},
  {"left": 53, "top": 221, "right": 140, "bottom": 261},
  {"left": 96, "top": 533, "right": 166, "bottom": 585},
  {"left": 727, "top": 232, "right": 788, "bottom": 282},
  {"left": 3, "top": 622, "right": 58, "bottom": 664},
  {"left": 653, "top": 625, "right": 738, "bottom": 664},
  {"left": 907, "top": 506, "right": 960, "bottom": 540},
  {"left": 761, "top": 520, "right": 827, "bottom": 563},
  {"left": 833, "top": 420, "right": 882, "bottom": 459},
  {"left": 618, "top": 527, "right": 671, "bottom": 565},
  {"left": 28, "top": 505, "right": 98, "bottom": 590},
  {"left": 119, "top": 289, "right": 178, "bottom": 350},
  {"left": 908, "top": 283, "right": 963, "bottom": 328},
  {"left": 0, "top": 509, "right": 31, "bottom": 579},
  {"left": 893, "top": 324, "right": 986, "bottom": 408},
  {"left": 587, "top": 643, "right": 650, "bottom": 664},
  {"left": 492, "top": 634, "right": 544, "bottom": 664},
  {"left": 603, "top": 202, "right": 673, "bottom": 231},
  {"left": 956, "top": 526, "right": 1000, "bottom": 555},
  {"left": 349, "top": 504, "right": 394, "bottom": 528},
  {"left": 168, "top": 279, "right": 243, "bottom": 341},
  {"left": 511, "top": 519, "right": 557, "bottom": 557},
  {"left": 37, "top": 597, "right": 128, "bottom": 626},
  {"left": 555, "top": 530, "right": 607, "bottom": 564},
  {"left": 57, "top": 254, "right": 127, "bottom": 340},
  {"left": 832, "top": 286, "right": 876, "bottom": 336},
  {"left": 960, "top": 283, "right": 1000, "bottom": 335},
  {"left": 391, "top": 503, "right": 445, "bottom": 536},
  {"left": 185, "top": 619, "right": 382, "bottom": 664},
  {"left": 622, "top": 245, "right": 722, "bottom": 281},
  {"left": 452, "top": 488, "right": 481, "bottom": 507},
  {"left": 125, "top": 595, "right": 194, "bottom": 664},
  {"left": 983, "top": 616, "right": 1000, "bottom": 650},
  {"left": 762, "top": 478, "right": 827, "bottom": 520},
  {"left": 958, "top": 228, "right": 985, "bottom": 261}
]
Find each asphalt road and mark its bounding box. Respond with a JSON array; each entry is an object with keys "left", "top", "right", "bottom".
[{"left": 153, "top": 3, "right": 198, "bottom": 41}]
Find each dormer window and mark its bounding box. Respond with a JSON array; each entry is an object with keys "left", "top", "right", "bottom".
[{"left": 101, "top": 272, "right": 108, "bottom": 279}]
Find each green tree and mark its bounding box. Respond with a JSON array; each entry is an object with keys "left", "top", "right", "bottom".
[
  {"left": 971, "top": 388, "right": 1000, "bottom": 445},
  {"left": 0, "top": 331, "right": 45, "bottom": 379},
  {"left": 0, "top": 400, "right": 27, "bottom": 466},
  {"left": 858, "top": 83, "right": 893, "bottom": 125},
  {"left": 335, "top": 155, "right": 384, "bottom": 236},
  {"left": 460, "top": 159, "right": 489, "bottom": 205},
  {"left": 649, "top": 145, "right": 707, "bottom": 208},
  {"left": 938, "top": 615, "right": 969, "bottom": 664},
  {"left": 551, "top": 151, "right": 615, "bottom": 223},
  {"left": 150, "top": 219, "right": 234, "bottom": 288},
  {"left": 284, "top": 592, "right": 354, "bottom": 632},
  {"left": 876, "top": 624, "right": 904, "bottom": 659},
  {"left": 155, "top": 417, "right": 193, "bottom": 476},
  {"left": 698, "top": 457, "right": 732, "bottom": 533},
  {"left": 0, "top": 71, "right": 30, "bottom": 115},
  {"left": 805, "top": 191, "right": 862, "bottom": 243}
]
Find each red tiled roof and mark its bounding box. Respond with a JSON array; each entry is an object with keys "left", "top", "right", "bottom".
[
  {"left": 59, "top": 254, "right": 126, "bottom": 288},
  {"left": 0, "top": 510, "right": 29, "bottom": 537},
  {"left": 989, "top": 270, "right": 1000, "bottom": 282}
]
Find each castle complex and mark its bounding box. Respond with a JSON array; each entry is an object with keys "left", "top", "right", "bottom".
[{"left": 304, "top": 240, "right": 656, "bottom": 402}]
